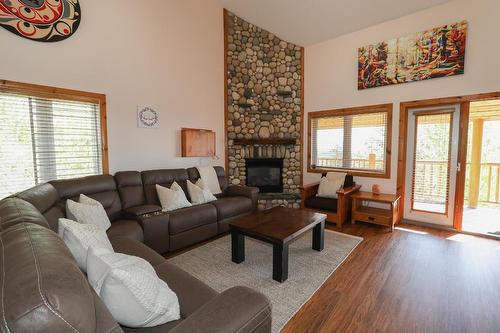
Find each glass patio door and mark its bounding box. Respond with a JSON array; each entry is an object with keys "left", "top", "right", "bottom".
[{"left": 404, "top": 105, "right": 460, "bottom": 226}]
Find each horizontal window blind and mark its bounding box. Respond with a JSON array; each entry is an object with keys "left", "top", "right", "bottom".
[
  {"left": 311, "top": 111, "right": 388, "bottom": 173},
  {"left": 0, "top": 93, "right": 102, "bottom": 199},
  {"left": 411, "top": 112, "right": 452, "bottom": 214}
]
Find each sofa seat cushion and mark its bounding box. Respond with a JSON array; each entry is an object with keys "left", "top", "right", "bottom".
[
  {"left": 107, "top": 219, "right": 144, "bottom": 242},
  {"left": 123, "top": 205, "right": 162, "bottom": 218},
  {"left": 212, "top": 196, "right": 253, "bottom": 221},
  {"left": 304, "top": 196, "right": 338, "bottom": 213},
  {"left": 168, "top": 204, "right": 217, "bottom": 235}
]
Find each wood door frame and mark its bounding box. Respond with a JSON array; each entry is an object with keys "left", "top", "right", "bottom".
[{"left": 397, "top": 92, "right": 500, "bottom": 231}]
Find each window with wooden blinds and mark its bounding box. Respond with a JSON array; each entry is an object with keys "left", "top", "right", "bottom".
[
  {"left": 0, "top": 81, "right": 107, "bottom": 199},
  {"left": 411, "top": 112, "right": 453, "bottom": 215},
  {"left": 309, "top": 104, "right": 392, "bottom": 178}
]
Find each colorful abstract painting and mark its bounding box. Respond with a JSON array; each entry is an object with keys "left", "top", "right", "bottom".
[
  {"left": 358, "top": 21, "right": 467, "bottom": 90},
  {"left": 0, "top": 0, "right": 81, "bottom": 42}
]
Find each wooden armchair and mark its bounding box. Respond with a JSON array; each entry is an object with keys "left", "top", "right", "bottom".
[{"left": 300, "top": 181, "right": 361, "bottom": 228}]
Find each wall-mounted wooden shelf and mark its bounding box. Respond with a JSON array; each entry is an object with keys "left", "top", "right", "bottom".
[
  {"left": 181, "top": 128, "right": 216, "bottom": 157},
  {"left": 233, "top": 138, "right": 296, "bottom": 145}
]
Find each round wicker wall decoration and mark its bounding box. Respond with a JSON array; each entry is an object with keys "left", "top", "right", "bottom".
[{"left": 0, "top": 0, "right": 81, "bottom": 42}]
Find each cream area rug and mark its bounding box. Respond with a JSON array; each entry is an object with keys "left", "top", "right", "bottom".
[{"left": 168, "top": 230, "right": 363, "bottom": 332}]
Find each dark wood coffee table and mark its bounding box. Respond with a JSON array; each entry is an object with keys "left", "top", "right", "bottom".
[{"left": 228, "top": 207, "right": 327, "bottom": 282}]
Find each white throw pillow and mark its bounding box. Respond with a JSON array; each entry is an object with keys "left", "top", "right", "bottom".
[
  {"left": 66, "top": 194, "right": 112, "bottom": 230},
  {"left": 87, "top": 247, "right": 180, "bottom": 328},
  {"left": 317, "top": 176, "right": 345, "bottom": 199},
  {"left": 58, "top": 218, "right": 113, "bottom": 271},
  {"left": 187, "top": 179, "right": 217, "bottom": 205},
  {"left": 156, "top": 182, "right": 192, "bottom": 211},
  {"left": 196, "top": 166, "right": 222, "bottom": 195}
]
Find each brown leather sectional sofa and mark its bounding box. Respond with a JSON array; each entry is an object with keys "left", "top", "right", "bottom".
[{"left": 0, "top": 166, "right": 271, "bottom": 333}]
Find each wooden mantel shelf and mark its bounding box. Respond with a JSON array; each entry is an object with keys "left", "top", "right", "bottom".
[{"left": 233, "top": 138, "right": 296, "bottom": 145}]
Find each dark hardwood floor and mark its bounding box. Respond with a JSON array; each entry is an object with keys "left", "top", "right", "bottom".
[
  {"left": 281, "top": 222, "right": 500, "bottom": 333},
  {"left": 166, "top": 222, "right": 500, "bottom": 332}
]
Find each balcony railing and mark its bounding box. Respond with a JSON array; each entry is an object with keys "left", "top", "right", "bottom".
[
  {"left": 472, "top": 162, "right": 500, "bottom": 205},
  {"left": 317, "top": 158, "right": 384, "bottom": 170},
  {"left": 317, "top": 158, "right": 500, "bottom": 205}
]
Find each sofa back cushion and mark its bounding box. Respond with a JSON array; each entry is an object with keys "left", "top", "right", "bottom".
[
  {"left": 0, "top": 222, "right": 122, "bottom": 333},
  {"left": 141, "top": 169, "right": 190, "bottom": 205},
  {"left": 50, "top": 175, "right": 122, "bottom": 221},
  {"left": 0, "top": 197, "right": 50, "bottom": 231},
  {"left": 16, "top": 183, "right": 64, "bottom": 231},
  {"left": 114, "top": 171, "right": 146, "bottom": 209},
  {"left": 187, "top": 166, "right": 228, "bottom": 193}
]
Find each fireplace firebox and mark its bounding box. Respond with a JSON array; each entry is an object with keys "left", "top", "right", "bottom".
[{"left": 245, "top": 158, "right": 283, "bottom": 193}]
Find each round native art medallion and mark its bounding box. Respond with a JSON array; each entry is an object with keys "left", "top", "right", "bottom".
[{"left": 0, "top": 0, "right": 81, "bottom": 42}]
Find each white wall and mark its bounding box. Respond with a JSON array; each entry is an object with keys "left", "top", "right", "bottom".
[
  {"left": 0, "top": 0, "right": 225, "bottom": 173},
  {"left": 304, "top": 0, "right": 500, "bottom": 193}
]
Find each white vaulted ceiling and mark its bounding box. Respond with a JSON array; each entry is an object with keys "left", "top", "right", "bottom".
[{"left": 221, "top": 0, "right": 452, "bottom": 46}]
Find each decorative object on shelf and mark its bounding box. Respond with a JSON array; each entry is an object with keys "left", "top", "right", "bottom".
[
  {"left": 181, "top": 128, "right": 215, "bottom": 157},
  {"left": 372, "top": 184, "right": 381, "bottom": 195},
  {"left": 0, "top": 0, "right": 81, "bottom": 42},
  {"left": 358, "top": 20, "right": 467, "bottom": 89},
  {"left": 137, "top": 106, "right": 159, "bottom": 129}
]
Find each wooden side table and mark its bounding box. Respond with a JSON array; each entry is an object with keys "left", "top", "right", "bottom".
[{"left": 351, "top": 191, "right": 401, "bottom": 231}]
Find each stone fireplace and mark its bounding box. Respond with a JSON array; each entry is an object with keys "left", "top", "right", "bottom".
[{"left": 224, "top": 11, "right": 303, "bottom": 210}]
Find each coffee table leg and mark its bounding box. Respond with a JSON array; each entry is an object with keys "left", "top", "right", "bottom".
[
  {"left": 273, "top": 243, "right": 289, "bottom": 282},
  {"left": 312, "top": 221, "right": 325, "bottom": 251},
  {"left": 231, "top": 231, "right": 245, "bottom": 264}
]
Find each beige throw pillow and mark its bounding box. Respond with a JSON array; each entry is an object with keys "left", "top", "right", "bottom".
[
  {"left": 58, "top": 218, "right": 114, "bottom": 271},
  {"left": 187, "top": 179, "right": 217, "bottom": 205},
  {"left": 66, "top": 194, "right": 112, "bottom": 230},
  {"left": 317, "top": 176, "right": 345, "bottom": 199},
  {"left": 156, "top": 182, "right": 192, "bottom": 211},
  {"left": 87, "top": 247, "right": 180, "bottom": 328}
]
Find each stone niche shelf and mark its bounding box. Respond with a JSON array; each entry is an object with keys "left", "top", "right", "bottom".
[{"left": 233, "top": 138, "right": 296, "bottom": 145}]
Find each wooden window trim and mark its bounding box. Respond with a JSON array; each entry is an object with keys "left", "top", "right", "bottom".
[
  {"left": 307, "top": 103, "right": 393, "bottom": 179},
  {"left": 0, "top": 79, "right": 109, "bottom": 174}
]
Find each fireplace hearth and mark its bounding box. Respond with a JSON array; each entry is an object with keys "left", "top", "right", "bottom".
[{"left": 245, "top": 158, "right": 283, "bottom": 193}]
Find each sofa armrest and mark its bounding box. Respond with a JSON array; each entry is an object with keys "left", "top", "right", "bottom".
[
  {"left": 170, "top": 286, "right": 271, "bottom": 333},
  {"left": 123, "top": 204, "right": 161, "bottom": 219},
  {"left": 336, "top": 185, "right": 361, "bottom": 196},
  {"left": 224, "top": 185, "right": 259, "bottom": 211},
  {"left": 137, "top": 212, "right": 170, "bottom": 254},
  {"left": 299, "top": 183, "right": 320, "bottom": 208},
  {"left": 335, "top": 185, "right": 361, "bottom": 227}
]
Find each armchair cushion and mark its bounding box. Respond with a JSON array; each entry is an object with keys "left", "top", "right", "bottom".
[{"left": 304, "top": 196, "right": 338, "bottom": 213}]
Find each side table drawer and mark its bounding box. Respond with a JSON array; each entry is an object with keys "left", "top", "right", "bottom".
[{"left": 353, "top": 209, "right": 392, "bottom": 226}]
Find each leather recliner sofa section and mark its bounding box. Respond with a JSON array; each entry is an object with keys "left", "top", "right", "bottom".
[{"left": 0, "top": 166, "right": 271, "bottom": 333}]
